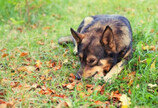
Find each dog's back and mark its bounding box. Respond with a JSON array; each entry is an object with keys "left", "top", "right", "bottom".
[{"left": 77, "top": 15, "right": 132, "bottom": 61}]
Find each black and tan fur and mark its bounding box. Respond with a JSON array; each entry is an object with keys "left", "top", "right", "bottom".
[{"left": 58, "top": 15, "right": 132, "bottom": 82}]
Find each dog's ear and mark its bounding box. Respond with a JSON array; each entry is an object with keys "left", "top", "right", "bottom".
[
  {"left": 100, "top": 26, "right": 116, "bottom": 52},
  {"left": 70, "top": 28, "right": 84, "bottom": 43}
]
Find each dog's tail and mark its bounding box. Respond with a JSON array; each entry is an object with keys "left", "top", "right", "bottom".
[{"left": 58, "top": 36, "right": 75, "bottom": 45}]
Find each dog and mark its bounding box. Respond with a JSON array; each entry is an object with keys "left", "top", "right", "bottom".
[{"left": 58, "top": 15, "right": 132, "bottom": 82}]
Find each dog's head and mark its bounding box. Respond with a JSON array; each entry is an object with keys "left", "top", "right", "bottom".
[{"left": 70, "top": 26, "right": 117, "bottom": 79}]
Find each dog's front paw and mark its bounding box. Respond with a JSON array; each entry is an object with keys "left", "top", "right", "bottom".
[{"left": 104, "top": 76, "right": 112, "bottom": 83}]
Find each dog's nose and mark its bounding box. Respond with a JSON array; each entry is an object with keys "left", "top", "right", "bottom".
[{"left": 75, "top": 73, "right": 81, "bottom": 80}]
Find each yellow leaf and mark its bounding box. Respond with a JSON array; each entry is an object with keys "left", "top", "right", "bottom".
[
  {"left": 35, "top": 60, "right": 42, "bottom": 68},
  {"left": 120, "top": 94, "right": 131, "bottom": 108},
  {"left": 150, "top": 60, "right": 156, "bottom": 70},
  {"left": 121, "top": 105, "right": 128, "bottom": 108}
]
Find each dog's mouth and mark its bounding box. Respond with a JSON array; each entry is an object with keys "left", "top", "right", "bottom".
[
  {"left": 88, "top": 71, "right": 98, "bottom": 78},
  {"left": 92, "top": 71, "right": 98, "bottom": 77}
]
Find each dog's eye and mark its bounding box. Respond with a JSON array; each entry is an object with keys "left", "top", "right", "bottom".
[
  {"left": 88, "top": 59, "right": 95, "bottom": 64},
  {"left": 87, "top": 57, "right": 97, "bottom": 66}
]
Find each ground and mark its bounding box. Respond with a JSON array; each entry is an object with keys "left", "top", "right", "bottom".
[{"left": 0, "top": 0, "right": 157, "bottom": 107}]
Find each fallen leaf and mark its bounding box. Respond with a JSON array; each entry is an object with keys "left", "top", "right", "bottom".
[
  {"left": 51, "top": 41, "right": 58, "bottom": 49},
  {"left": 93, "top": 100, "right": 109, "bottom": 107},
  {"left": 20, "top": 52, "right": 28, "bottom": 57},
  {"left": 30, "top": 24, "right": 37, "bottom": 29},
  {"left": 0, "top": 48, "right": 7, "bottom": 52},
  {"left": 0, "top": 99, "right": 14, "bottom": 108},
  {"left": 42, "top": 26, "right": 51, "bottom": 30},
  {"left": 53, "top": 65, "right": 61, "bottom": 71},
  {"left": 1, "top": 53, "right": 8, "bottom": 58},
  {"left": 17, "top": 66, "right": 36, "bottom": 73},
  {"left": 109, "top": 91, "right": 122, "bottom": 101},
  {"left": 86, "top": 84, "right": 94, "bottom": 88},
  {"left": 35, "top": 60, "right": 42, "bottom": 68},
  {"left": 69, "top": 73, "right": 75, "bottom": 79},
  {"left": 128, "top": 89, "right": 131, "bottom": 94},
  {"left": 10, "top": 82, "right": 19, "bottom": 88},
  {"left": 37, "top": 41, "right": 44, "bottom": 45},
  {"left": 150, "top": 29, "right": 154, "bottom": 33},
  {"left": 147, "top": 83, "right": 157, "bottom": 88},
  {"left": 17, "top": 27, "right": 23, "bottom": 32},
  {"left": 142, "top": 44, "right": 157, "bottom": 51},
  {"left": 46, "top": 60, "right": 56, "bottom": 68},
  {"left": 150, "top": 60, "right": 156, "bottom": 70},
  {"left": 94, "top": 100, "right": 103, "bottom": 105},
  {"left": 120, "top": 94, "right": 131, "bottom": 108},
  {"left": 66, "top": 83, "right": 75, "bottom": 90},
  {"left": 76, "top": 83, "right": 83, "bottom": 91},
  {"left": 52, "top": 94, "right": 66, "bottom": 98},
  {"left": 0, "top": 90, "right": 5, "bottom": 99}
]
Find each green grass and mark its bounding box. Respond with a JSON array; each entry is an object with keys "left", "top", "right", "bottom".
[{"left": 0, "top": 0, "right": 158, "bottom": 107}]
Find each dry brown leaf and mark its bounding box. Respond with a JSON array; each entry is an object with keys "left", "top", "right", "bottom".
[
  {"left": 0, "top": 99, "right": 14, "bottom": 108},
  {"left": 66, "top": 83, "right": 75, "bottom": 90},
  {"left": 20, "top": 52, "right": 28, "bottom": 57},
  {"left": 69, "top": 73, "right": 76, "bottom": 79},
  {"left": 1, "top": 53, "right": 8, "bottom": 58},
  {"left": 10, "top": 82, "right": 19, "bottom": 88},
  {"left": 30, "top": 24, "right": 37, "bottom": 29},
  {"left": 42, "top": 26, "right": 51, "bottom": 30},
  {"left": 94, "top": 85, "right": 102, "bottom": 92},
  {"left": 86, "top": 84, "right": 94, "bottom": 88},
  {"left": 94, "top": 100, "right": 103, "bottom": 105},
  {"left": 0, "top": 48, "right": 7, "bottom": 52},
  {"left": 37, "top": 41, "right": 44, "bottom": 45},
  {"left": 128, "top": 89, "right": 131, "bottom": 94},
  {"left": 53, "top": 65, "right": 61, "bottom": 71},
  {"left": 46, "top": 60, "right": 56, "bottom": 68},
  {"left": 150, "top": 29, "right": 154, "bottom": 33},
  {"left": 76, "top": 82, "right": 83, "bottom": 91},
  {"left": 109, "top": 91, "right": 122, "bottom": 100}
]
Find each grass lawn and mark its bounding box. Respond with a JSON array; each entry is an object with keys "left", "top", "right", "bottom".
[{"left": 0, "top": 0, "right": 157, "bottom": 107}]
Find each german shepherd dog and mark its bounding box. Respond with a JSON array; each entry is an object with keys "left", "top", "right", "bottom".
[{"left": 58, "top": 15, "right": 132, "bottom": 82}]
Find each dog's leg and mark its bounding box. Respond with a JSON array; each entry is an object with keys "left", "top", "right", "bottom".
[
  {"left": 58, "top": 36, "right": 78, "bottom": 54},
  {"left": 104, "top": 59, "right": 126, "bottom": 83},
  {"left": 58, "top": 36, "right": 74, "bottom": 45},
  {"left": 104, "top": 48, "right": 132, "bottom": 83}
]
